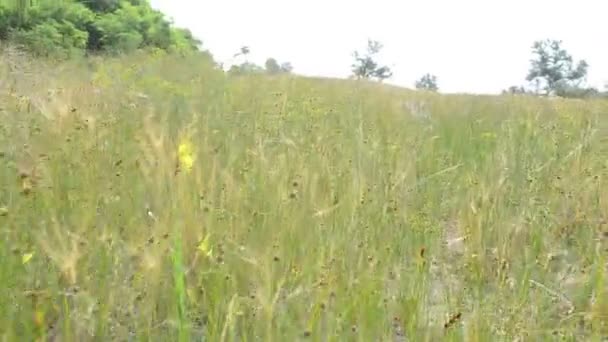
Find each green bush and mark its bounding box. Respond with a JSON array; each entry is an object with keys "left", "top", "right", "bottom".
[
  {"left": 11, "top": 20, "right": 88, "bottom": 58},
  {"left": 0, "top": 0, "right": 201, "bottom": 58}
]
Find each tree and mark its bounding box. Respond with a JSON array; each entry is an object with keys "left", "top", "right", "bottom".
[
  {"left": 234, "top": 46, "right": 250, "bottom": 58},
  {"left": 351, "top": 39, "right": 392, "bottom": 82},
  {"left": 264, "top": 58, "right": 293, "bottom": 74},
  {"left": 228, "top": 62, "right": 264, "bottom": 75},
  {"left": 526, "top": 39, "right": 589, "bottom": 96},
  {"left": 280, "top": 62, "right": 293, "bottom": 73},
  {"left": 554, "top": 84, "right": 598, "bottom": 99},
  {"left": 502, "top": 85, "right": 528, "bottom": 95},
  {"left": 76, "top": 0, "right": 121, "bottom": 13},
  {"left": 228, "top": 46, "right": 273, "bottom": 75},
  {"left": 373, "top": 66, "right": 392, "bottom": 81},
  {"left": 94, "top": 3, "right": 145, "bottom": 53},
  {"left": 415, "top": 73, "right": 438, "bottom": 92},
  {"left": 7, "top": 2, "right": 95, "bottom": 58},
  {"left": 11, "top": 20, "right": 89, "bottom": 58},
  {"left": 264, "top": 57, "right": 281, "bottom": 74},
  {"left": 0, "top": 0, "right": 202, "bottom": 58}
]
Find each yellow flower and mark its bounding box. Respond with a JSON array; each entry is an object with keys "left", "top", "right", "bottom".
[
  {"left": 34, "top": 310, "right": 45, "bottom": 327},
  {"left": 197, "top": 234, "right": 213, "bottom": 258},
  {"left": 22, "top": 252, "right": 34, "bottom": 264},
  {"left": 177, "top": 140, "right": 195, "bottom": 173}
]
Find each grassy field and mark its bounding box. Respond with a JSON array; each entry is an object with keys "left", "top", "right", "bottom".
[{"left": 0, "top": 46, "right": 606, "bottom": 341}]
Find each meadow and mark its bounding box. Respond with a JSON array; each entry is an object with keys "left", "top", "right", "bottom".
[{"left": 0, "top": 47, "right": 606, "bottom": 341}]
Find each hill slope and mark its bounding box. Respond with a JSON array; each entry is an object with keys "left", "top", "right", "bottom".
[{"left": 0, "top": 49, "right": 606, "bottom": 341}]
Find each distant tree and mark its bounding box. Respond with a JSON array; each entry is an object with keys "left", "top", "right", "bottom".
[
  {"left": 234, "top": 46, "right": 250, "bottom": 58},
  {"left": 265, "top": 57, "right": 281, "bottom": 74},
  {"left": 228, "top": 46, "right": 265, "bottom": 75},
  {"left": 373, "top": 66, "right": 392, "bottom": 82},
  {"left": 231, "top": 45, "right": 251, "bottom": 66},
  {"left": 526, "top": 39, "right": 589, "bottom": 96},
  {"left": 228, "top": 62, "right": 264, "bottom": 75},
  {"left": 280, "top": 61, "right": 293, "bottom": 73},
  {"left": 502, "top": 85, "right": 528, "bottom": 95},
  {"left": 415, "top": 73, "right": 438, "bottom": 92},
  {"left": 554, "top": 85, "right": 599, "bottom": 99},
  {"left": 264, "top": 58, "right": 293, "bottom": 74},
  {"left": 351, "top": 39, "right": 392, "bottom": 82}
]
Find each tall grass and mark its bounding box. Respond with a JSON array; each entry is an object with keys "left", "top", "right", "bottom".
[{"left": 0, "top": 46, "right": 606, "bottom": 341}]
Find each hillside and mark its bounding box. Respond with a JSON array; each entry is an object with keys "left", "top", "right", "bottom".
[{"left": 0, "top": 47, "right": 607, "bottom": 341}]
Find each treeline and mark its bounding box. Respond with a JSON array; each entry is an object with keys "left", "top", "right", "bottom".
[
  {"left": 350, "top": 38, "right": 608, "bottom": 98},
  {"left": 0, "top": 0, "right": 202, "bottom": 58}
]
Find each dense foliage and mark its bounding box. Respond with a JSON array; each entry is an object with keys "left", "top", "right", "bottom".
[{"left": 0, "top": 0, "right": 201, "bottom": 58}]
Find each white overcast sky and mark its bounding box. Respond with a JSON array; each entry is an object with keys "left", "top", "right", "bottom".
[{"left": 150, "top": 0, "right": 607, "bottom": 94}]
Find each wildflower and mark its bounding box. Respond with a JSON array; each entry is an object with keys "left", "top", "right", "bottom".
[
  {"left": 33, "top": 310, "right": 45, "bottom": 327},
  {"left": 177, "top": 140, "right": 195, "bottom": 173},
  {"left": 197, "top": 234, "right": 213, "bottom": 258},
  {"left": 22, "top": 252, "right": 34, "bottom": 264}
]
